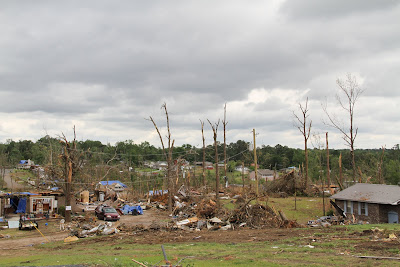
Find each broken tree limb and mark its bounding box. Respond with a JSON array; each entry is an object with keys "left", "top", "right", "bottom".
[
  {"left": 354, "top": 255, "right": 400, "bottom": 260},
  {"left": 131, "top": 258, "right": 148, "bottom": 267}
]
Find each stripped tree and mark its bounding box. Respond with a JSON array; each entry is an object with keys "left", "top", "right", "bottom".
[
  {"left": 322, "top": 73, "right": 364, "bottom": 182},
  {"left": 200, "top": 120, "right": 206, "bottom": 189},
  {"left": 293, "top": 97, "right": 312, "bottom": 188},
  {"left": 208, "top": 119, "right": 220, "bottom": 208},
  {"left": 58, "top": 126, "right": 84, "bottom": 222},
  {"left": 148, "top": 103, "right": 174, "bottom": 212}
]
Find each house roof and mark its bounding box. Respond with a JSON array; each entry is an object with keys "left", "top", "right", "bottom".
[
  {"left": 99, "top": 180, "right": 127, "bottom": 188},
  {"left": 257, "top": 169, "right": 275, "bottom": 176},
  {"left": 331, "top": 183, "right": 400, "bottom": 205}
]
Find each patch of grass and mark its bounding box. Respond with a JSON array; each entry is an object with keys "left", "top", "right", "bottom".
[
  {"left": 3, "top": 227, "right": 400, "bottom": 267},
  {"left": 267, "top": 197, "right": 324, "bottom": 224},
  {"left": 341, "top": 224, "right": 400, "bottom": 232}
]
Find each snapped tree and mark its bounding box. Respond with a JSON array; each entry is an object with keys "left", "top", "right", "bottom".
[{"left": 149, "top": 103, "right": 174, "bottom": 212}]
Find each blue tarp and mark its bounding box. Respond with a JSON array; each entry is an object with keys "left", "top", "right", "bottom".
[
  {"left": 6, "top": 192, "right": 38, "bottom": 196},
  {"left": 16, "top": 198, "right": 27, "bottom": 213},
  {"left": 122, "top": 205, "right": 143, "bottom": 215},
  {"left": 99, "top": 180, "right": 127, "bottom": 188}
]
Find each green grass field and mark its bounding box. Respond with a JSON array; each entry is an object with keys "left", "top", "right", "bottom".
[{"left": 2, "top": 224, "right": 400, "bottom": 266}]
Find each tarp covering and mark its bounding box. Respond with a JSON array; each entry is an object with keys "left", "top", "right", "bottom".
[
  {"left": 99, "top": 180, "right": 127, "bottom": 188},
  {"left": 16, "top": 198, "right": 27, "bottom": 213},
  {"left": 122, "top": 205, "right": 143, "bottom": 215},
  {"left": 6, "top": 192, "right": 38, "bottom": 196}
]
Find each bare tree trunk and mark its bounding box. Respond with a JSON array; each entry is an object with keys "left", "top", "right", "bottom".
[
  {"left": 208, "top": 120, "right": 220, "bottom": 208},
  {"left": 65, "top": 160, "right": 72, "bottom": 222},
  {"left": 200, "top": 120, "right": 206, "bottom": 189},
  {"left": 242, "top": 161, "right": 245, "bottom": 191},
  {"left": 253, "top": 129, "right": 258, "bottom": 197},
  {"left": 59, "top": 126, "right": 82, "bottom": 223},
  {"left": 322, "top": 73, "right": 364, "bottom": 182},
  {"left": 339, "top": 152, "right": 343, "bottom": 189},
  {"left": 149, "top": 103, "right": 174, "bottom": 212},
  {"left": 293, "top": 97, "right": 312, "bottom": 188},
  {"left": 378, "top": 146, "right": 385, "bottom": 184}
]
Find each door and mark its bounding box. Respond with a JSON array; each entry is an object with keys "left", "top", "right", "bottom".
[{"left": 388, "top": 211, "right": 398, "bottom": 223}]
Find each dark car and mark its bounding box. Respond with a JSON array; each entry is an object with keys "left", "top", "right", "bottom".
[{"left": 95, "top": 205, "right": 120, "bottom": 221}]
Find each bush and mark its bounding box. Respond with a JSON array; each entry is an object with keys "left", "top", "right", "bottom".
[
  {"left": 58, "top": 206, "right": 66, "bottom": 217},
  {"left": 326, "top": 209, "right": 334, "bottom": 216}
]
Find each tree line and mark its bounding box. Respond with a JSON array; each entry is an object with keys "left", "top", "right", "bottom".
[{"left": 0, "top": 137, "right": 399, "bottom": 186}]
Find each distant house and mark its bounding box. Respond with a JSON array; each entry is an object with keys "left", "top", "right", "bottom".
[
  {"left": 143, "top": 161, "right": 155, "bottom": 168},
  {"left": 155, "top": 161, "right": 168, "bottom": 170},
  {"left": 331, "top": 183, "right": 400, "bottom": 224},
  {"left": 18, "top": 159, "right": 35, "bottom": 169},
  {"left": 98, "top": 181, "right": 127, "bottom": 192},
  {"left": 195, "top": 161, "right": 213, "bottom": 167},
  {"left": 235, "top": 166, "right": 250, "bottom": 174},
  {"left": 249, "top": 169, "right": 277, "bottom": 181}
]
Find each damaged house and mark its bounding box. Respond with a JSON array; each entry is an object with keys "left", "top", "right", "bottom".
[
  {"left": 331, "top": 183, "right": 400, "bottom": 224},
  {"left": 96, "top": 180, "right": 128, "bottom": 201}
]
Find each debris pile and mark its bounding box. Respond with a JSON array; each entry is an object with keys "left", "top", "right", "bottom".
[
  {"left": 195, "top": 198, "right": 218, "bottom": 218},
  {"left": 307, "top": 215, "right": 343, "bottom": 227},
  {"left": 267, "top": 170, "right": 305, "bottom": 195},
  {"left": 228, "top": 202, "right": 298, "bottom": 229}
]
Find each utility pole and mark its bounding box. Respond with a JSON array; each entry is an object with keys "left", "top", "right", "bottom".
[
  {"left": 326, "top": 132, "right": 330, "bottom": 188},
  {"left": 339, "top": 152, "right": 343, "bottom": 189},
  {"left": 223, "top": 104, "right": 228, "bottom": 188},
  {"left": 253, "top": 129, "right": 258, "bottom": 198},
  {"left": 242, "top": 162, "right": 245, "bottom": 189}
]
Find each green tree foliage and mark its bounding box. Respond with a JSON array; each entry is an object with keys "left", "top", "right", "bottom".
[{"left": 0, "top": 136, "right": 399, "bottom": 186}]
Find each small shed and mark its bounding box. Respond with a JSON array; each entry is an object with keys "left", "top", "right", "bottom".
[{"left": 331, "top": 183, "right": 400, "bottom": 223}]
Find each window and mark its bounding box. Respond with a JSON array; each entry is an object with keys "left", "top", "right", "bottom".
[
  {"left": 358, "top": 202, "right": 368, "bottom": 216},
  {"left": 345, "top": 200, "right": 353, "bottom": 214}
]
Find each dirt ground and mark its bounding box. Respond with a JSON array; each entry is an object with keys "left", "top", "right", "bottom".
[
  {"left": 2, "top": 209, "right": 400, "bottom": 259},
  {"left": 0, "top": 208, "right": 167, "bottom": 256}
]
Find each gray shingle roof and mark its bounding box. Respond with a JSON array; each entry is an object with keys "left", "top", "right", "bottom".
[{"left": 331, "top": 183, "right": 400, "bottom": 205}]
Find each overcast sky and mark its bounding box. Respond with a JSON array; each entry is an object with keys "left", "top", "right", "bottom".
[{"left": 0, "top": 0, "right": 399, "bottom": 150}]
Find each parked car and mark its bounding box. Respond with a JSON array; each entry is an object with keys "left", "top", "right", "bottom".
[{"left": 95, "top": 205, "right": 120, "bottom": 221}]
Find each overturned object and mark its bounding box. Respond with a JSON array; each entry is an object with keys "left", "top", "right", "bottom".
[{"left": 122, "top": 204, "right": 143, "bottom": 215}]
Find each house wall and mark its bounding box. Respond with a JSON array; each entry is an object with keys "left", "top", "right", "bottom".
[
  {"left": 378, "top": 204, "right": 400, "bottom": 223},
  {"left": 29, "top": 196, "right": 55, "bottom": 214},
  {"left": 335, "top": 200, "right": 380, "bottom": 223}
]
